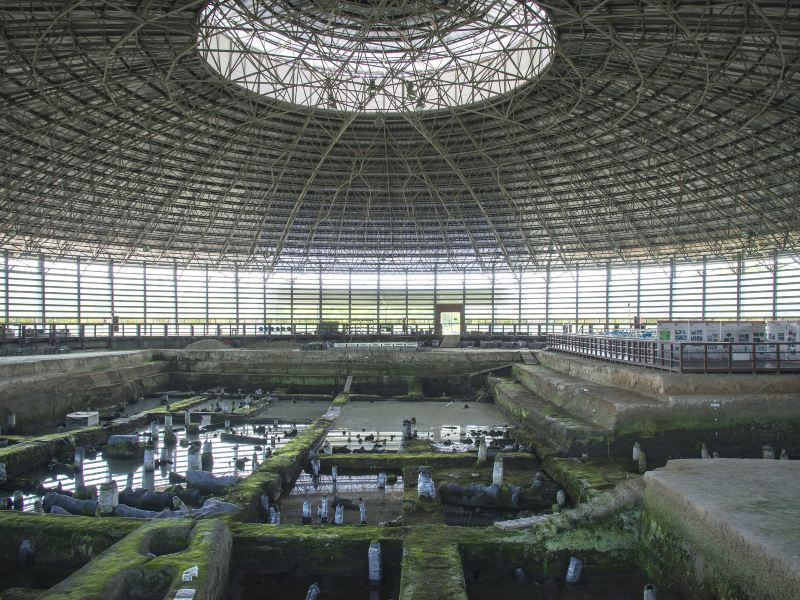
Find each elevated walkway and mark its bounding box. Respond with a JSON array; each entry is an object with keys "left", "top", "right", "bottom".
[
  {"left": 491, "top": 351, "right": 800, "bottom": 461},
  {"left": 535, "top": 349, "right": 800, "bottom": 398}
]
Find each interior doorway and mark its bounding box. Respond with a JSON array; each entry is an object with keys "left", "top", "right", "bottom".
[
  {"left": 434, "top": 303, "right": 465, "bottom": 336},
  {"left": 440, "top": 311, "right": 461, "bottom": 335}
]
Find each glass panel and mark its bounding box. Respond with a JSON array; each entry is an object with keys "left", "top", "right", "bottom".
[
  {"left": 145, "top": 266, "right": 175, "bottom": 325},
  {"left": 1, "top": 253, "right": 796, "bottom": 336},
  {"left": 577, "top": 267, "right": 606, "bottom": 331},
  {"left": 494, "top": 271, "right": 518, "bottom": 332},
  {"left": 440, "top": 311, "right": 461, "bottom": 335},
  {"left": 705, "top": 260, "right": 738, "bottom": 320},
  {"left": 380, "top": 271, "right": 407, "bottom": 327},
  {"left": 265, "top": 272, "right": 293, "bottom": 329},
  {"left": 8, "top": 256, "right": 43, "bottom": 323},
  {"left": 239, "top": 270, "right": 265, "bottom": 324},
  {"left": 293, "top": 270, "right": 321, "bottom": 331},
  {"left": 177, "top": 266, "right": 207, "bottom": 326},
  {"left": 407, "top": 272, "right": 434, "bottom": 332},
  {"left": 608, "top": 265, "right": 638, "bottom": 328},
  {"left": 520, "top": 270, "right": 546, "bottom": 329},
  {"left": 113, "top": 262, "right": 145, "bottom": 324},
  {"left": 777, "top": 256, "right": 800, "bottom": 319},
  {"left": 44, "top": 258, "right": 78, "bottom": 325},
  {"left": 548, "top": 269, "right": 577, "bottom": 329},
  {"left": 464, "top": 272, "right": 492, "bottom": 333},
  {"left": 672, "top": 262, "right": 703, "bottom": 320},
  {"left": 207, "top": 268, "right": 236, "bottom": 325},
  {"left": 80, "top": 260, "right": 111, "bottom": 325},
  {"left": 740, "top": 258, "right": 774, "bottom": 320},
  {"left": 639, "top": 265, "right": 670, "bottom": 325},
  {"left": 321, "top": 271, "right": 349, "bottom": 324}
]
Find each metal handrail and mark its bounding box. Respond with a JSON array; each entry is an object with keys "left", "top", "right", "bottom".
[{"left": 546, "top": 334, "right": 800, "bottom": 374}]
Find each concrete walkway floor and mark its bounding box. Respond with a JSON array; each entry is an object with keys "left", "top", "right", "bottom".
[
  {"left": 0, "top": 349, "right": 143, "bottom": 364},
  {"left": 644, "top": 458, "right": 800, "bottom": 599}
]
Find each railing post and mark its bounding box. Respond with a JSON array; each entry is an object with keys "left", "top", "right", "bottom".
[
  {"left": 679, "top": 343, "right": 684, "bottom": 373},
  {"left": 728, "top": 343, "right": 733, "bottom": 373},
  {"left": 776, "top": 343, "right": 781, "bottom": 373},
  {"left": 752, "top": 342, "right": 756, "bottom": 374},
  {"left": 704, "top": 344, "right": 708, "bottom": 373}
]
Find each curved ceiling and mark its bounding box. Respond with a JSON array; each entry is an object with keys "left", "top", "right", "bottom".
[
  {"left": 199, "top": 0, "right": 554, "bottom": 112},
  {"left": 1, "top": 0, "right": 799, "bottom": 271}
]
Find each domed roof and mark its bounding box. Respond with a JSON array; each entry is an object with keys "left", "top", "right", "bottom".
[{"left": 1, "top": 0, "right": 798, "bottom": 270}]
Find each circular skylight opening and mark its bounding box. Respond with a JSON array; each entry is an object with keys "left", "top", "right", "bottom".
[{"left": 199, "top": 0, "right": 555, "bottom": 112}]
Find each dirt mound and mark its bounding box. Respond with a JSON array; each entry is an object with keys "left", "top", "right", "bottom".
[{"left": 183, "top": 339, "right": 229, "bottom": 350}]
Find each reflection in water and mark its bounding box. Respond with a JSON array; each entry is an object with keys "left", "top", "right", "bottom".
[
  {"left": 290, "top": 473, "right": 404, "bottom": 496},
  {"left": 19, "top": 421, "right": 306, "bottom": 511},
  {"left": 284, "top": 473, "right": 405, "bottom": 525},
  {"left": 325, "top": 424, "right": 510, "bottom": 453}
]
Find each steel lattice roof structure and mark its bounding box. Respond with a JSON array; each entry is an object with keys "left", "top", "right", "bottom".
[{"left": 1, "top": 0, "right": 799, "bottom": 272}]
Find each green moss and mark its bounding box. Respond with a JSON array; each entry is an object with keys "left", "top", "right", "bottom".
[
  {"left": 407, "top": 377, "right": 424, "bottom": 400},
  {"left": 37, "top": 520, "right": 186, "bottom": 599},
  {"left": 539, "top": 510, "right": 639, "bottom": 568},
  {"left": 490, "top": 377, "right": 609, "bottom": 453},
  {"left": 38, "top": 519, "right": 231, "bottom": 600},
  {"left": 103, "top": 440, "right": 144, "bottom": 459},
  {"left": 146, "top": 395, "right": 208, "bottom": 415},
  {"left": 318, "top": 452, "right": 537, "bottom": 473},
  {"left": 157, "top": 520, "right": 231, "bottom": 600},
  {"left": 225, "top": 395, "right": 343, "bottom": 520},
  {"left": 162, "top": 427, "right": 177, "bottom": 446},
  {"left": 330, "top": 393, "right": 350, "bottom": 407},
  {"left": 229, "top": 522, "right": 404, "bottom": 542},
  {"left": 542, "top": 456, "right": 636, "bottom": 503},
  {"left": 0, "top": 512, "right": 142, "bottom": 566},
  {"left": 615, "top": 408, "right": 800, "bottom": 438},
  {"left": 0, "top": 352, "right": 668, "bottom": 598},
  {"left": 230, "top": 523, "right": 405, "bottom": 577},
  {"left": 0, "top": 588, "right": 43, "bottom": 600},
  {"left": 638, "top": 492, "right": 794, "bottom": 600},
  {"left": 637, "top": 512, "right": 703, "bottom": 599},
  {"left": 445, "top": 508, "right": 639, "bottom": 581},
  {"left": 230, "top": 523, "right": 402, "bottom": 562},
  {"left": 404, "top": 439, "right": 433, "bottom": 454},
  {"left": 401, "top": 466, "right": 445, "bottom": 525},
  {"left": 400, "top": 530, "right": 467, "bottom": 600},
  {"left": 0, "top": 427, "right": 106, "bottom": 479}
]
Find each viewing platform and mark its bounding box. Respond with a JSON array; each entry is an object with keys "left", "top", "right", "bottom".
[{"left": 547, "top": 334, "right": 800, "bottom": 374}]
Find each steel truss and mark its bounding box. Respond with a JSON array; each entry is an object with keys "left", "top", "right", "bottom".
[{"left": 0, "top": 0, "right": 799, "bottom": 272}]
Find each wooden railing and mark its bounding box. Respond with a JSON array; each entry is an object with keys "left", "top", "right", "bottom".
[{"left": 546, "top": 334, "right": 800, "bottom": 374}]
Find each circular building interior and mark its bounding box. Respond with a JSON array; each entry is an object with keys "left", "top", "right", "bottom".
[{"left": 1, "top": 1, "right": 800, "bottom": 599}]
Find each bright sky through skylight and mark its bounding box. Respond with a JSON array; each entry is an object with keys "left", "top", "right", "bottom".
[{"left": 199, "top": 0, "right": 555, "bottom": 111}]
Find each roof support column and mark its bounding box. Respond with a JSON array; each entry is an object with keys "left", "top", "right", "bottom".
[{"left": 772, "top": 251, "right": 778, "bottom": 320}]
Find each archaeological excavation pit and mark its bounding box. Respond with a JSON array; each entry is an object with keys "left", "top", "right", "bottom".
[
  {"left": 3, "top": 0, "right": 800, "bottom": 596},
  {"left": 3, "top": 343, "right": 798, "bottom": 599}
]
